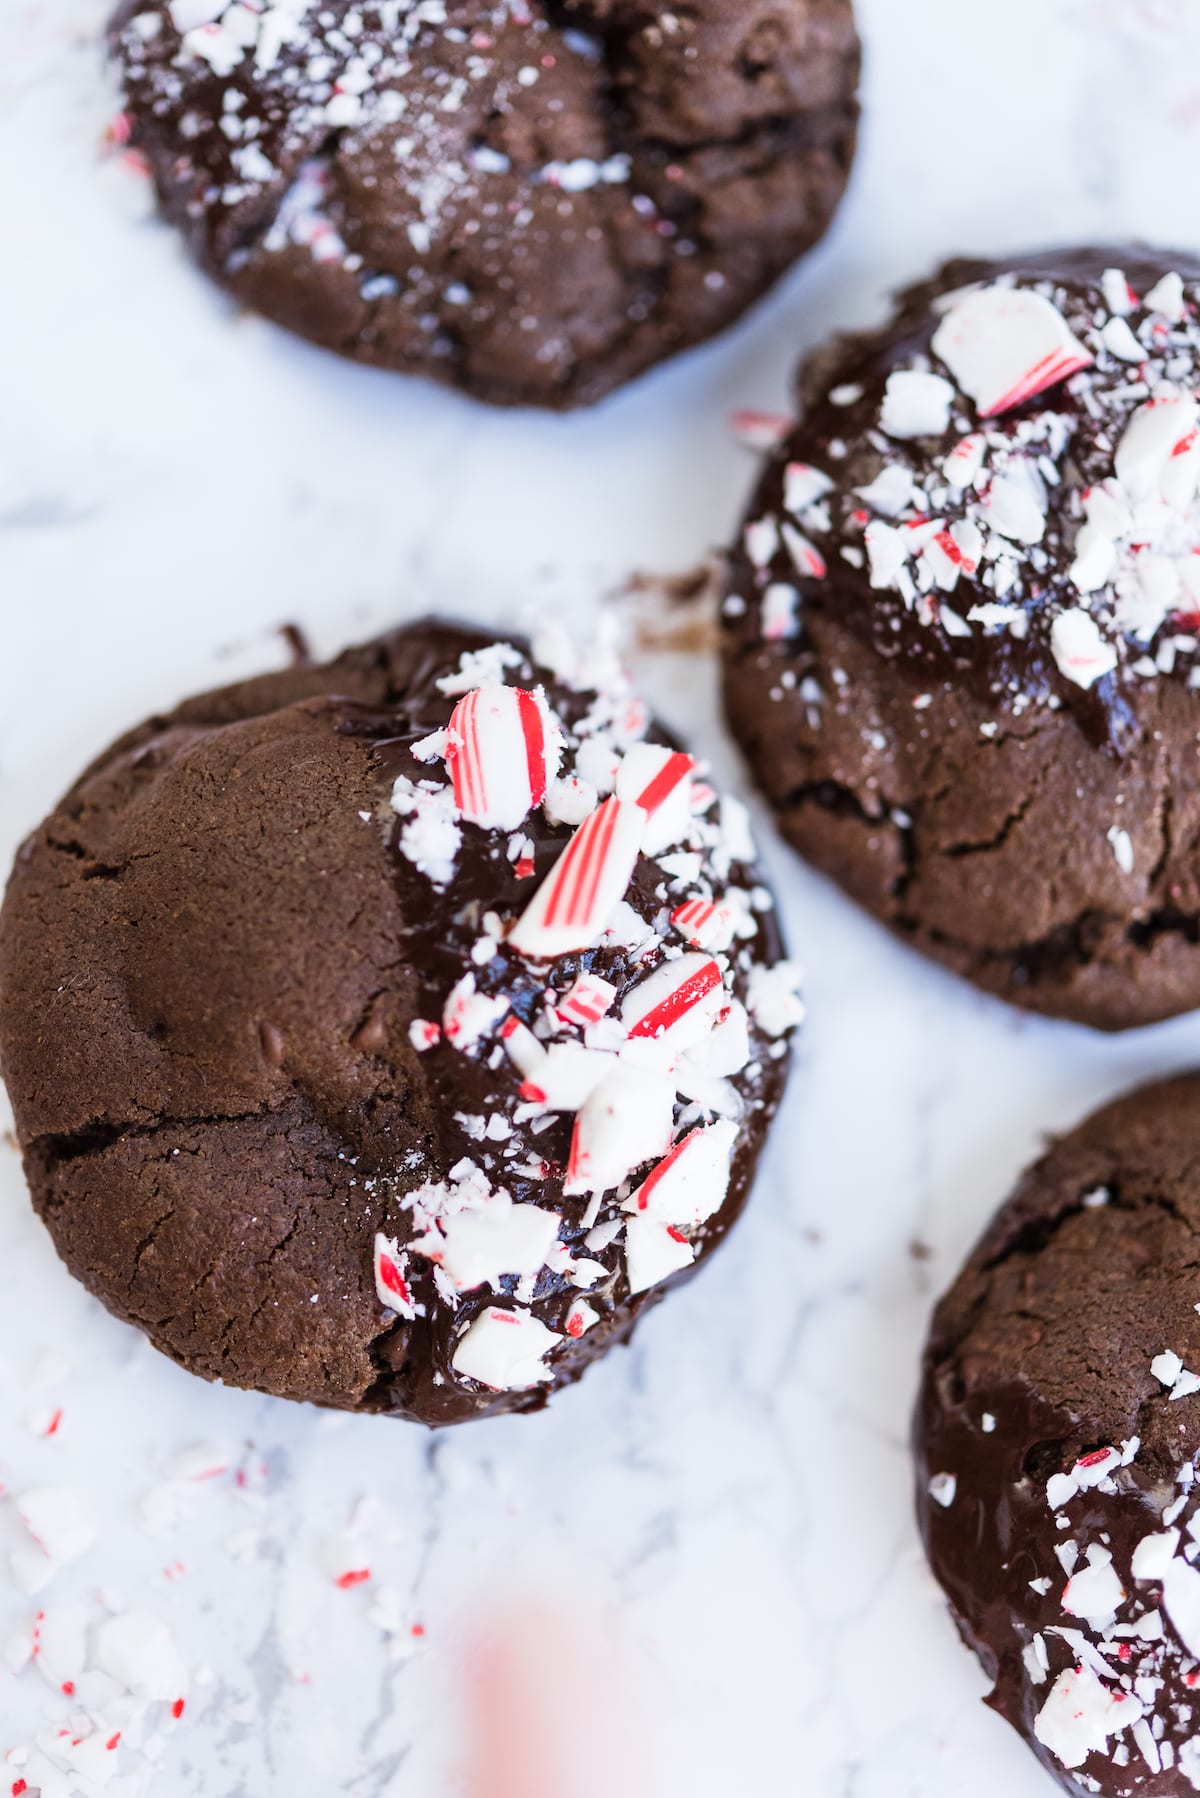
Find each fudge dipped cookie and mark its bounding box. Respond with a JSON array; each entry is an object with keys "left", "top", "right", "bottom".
[
  {"left": 109, "top": 0, "right": 860, "bottom": 409},
  {"left": 916, "top": 1075, "right": 1200, "bottom": 1793},
  {"left": 0, "top": 621, "right": 802, "bottom": 1425},
  {"left": 723, "top": 248, "right": 1200, "bottom": 1029}
]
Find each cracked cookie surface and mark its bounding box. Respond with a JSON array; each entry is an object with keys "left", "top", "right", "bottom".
[
  {"left": 722, "top": 248, "right": 1200, "bottom": 1029},
  {"left": 109, "top": 0, "right": 859, "bottom": 408},
  {"left": 0, "top": 620, "right": 801, "bottom": 1424},
  {"left": 916, "top": 1076, "right": 1200, "bottom": 1794}
]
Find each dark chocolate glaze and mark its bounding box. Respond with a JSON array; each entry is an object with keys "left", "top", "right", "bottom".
[
  {"left": 726, "top": 247, "right": 1200, "bottom": 754},
  {"left": 0, "top": 620, "right": 794, "bottom": 1426},
  {"left": 916, "top": 1075, "right": 1200, "bottom": 1793},
  {"left": 721, "top": 247, "right": 1200, "bottom": 1031}
]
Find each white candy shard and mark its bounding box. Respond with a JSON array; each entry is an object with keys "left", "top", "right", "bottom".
[
  {"left": 1163, "top": 1555, "right": 1200, "bottom": 1658},
  {"left": 857, "top": 464, "right": 915, "bottom": 517},
  {"left": 1050, "top": 608, "right": 1118, "bottom": 689},
  {"left": 564, "top": 1069, "right": 675, "bottom": 1196},
  {"left": 442, "top": 973, "right": 509, "bottom": 1051},
  {"left": 932, "top": 284, "right": 1093, "bottom": 418},
  {"left": 1035, "top": 1665, "right": 1144, "bottom": 1770},
  {"left": 784, "top": 461, "right": 833, "bottom": 515},
  {"left": 1114, "top": 393, "right": 1200, "bottom": 509},
  {"left": 745, "top": 960, "right": 806, "bottom": 1037},
  {"left": 761, "top": 582, "right": 800, "bottom": 640},
  {"left": 409, "top": 1184, "right": 560, "bottom": 1293},
  {"left": 517, "top": 1043, "right": 614, "bottom": 1112},
  {"left": 1062, "top": 1552, "right": 1125, "bottom": 1623},
  {"left": 451, "top": 1306, "right": 561, "bottom": 1389},
  {"left": 1131, "top": 1528, "right": 1179, "bottom": 1582},
  {"left": 391, "top": 776, "right": 462, "bottom": 886},
  {"left": 928, "top": 1472, "right": 957, "bottom": 1508},
  {"left": 31, "top": 1604, "right": 88, "bottom": 1694},
  {"left": 1145, "top": 271, "right": 1186, "bottom": 321},
  {"left": 624, "top": 1216, "right": 696, "bottom": 1294},
  {"left": 880, "top": 370, "right": 955, "bottom": 440},
  {"left": 986, "top": 466, "right": 1046, "bottom": 545},
  {"left": 15, "top": 1486, "right": 95, "bottom": 1574},
  {"left": 942, "top": 432, "right": 986, "bottom": 491},
  {"left": 1152, "top": 1350, "right": 1185, "bottom": 1388}
]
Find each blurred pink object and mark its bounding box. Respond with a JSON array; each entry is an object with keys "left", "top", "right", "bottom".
[{"left": 462, "top": 1601, "right": 644, "bottom": 1798}]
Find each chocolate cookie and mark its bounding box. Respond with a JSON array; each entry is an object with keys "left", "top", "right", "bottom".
[
  {"left": 916, "top": 1076, "right": 1200, "bottom": 1795},
  {"left": 722, "top": 248, "right": 1200, "bottom": 1030},
  {"left": 110, "top": 0, "right": 859, "bottom": 409},
  {"left": 0, "top": 621, "right": 802, "bottom": 1424}
]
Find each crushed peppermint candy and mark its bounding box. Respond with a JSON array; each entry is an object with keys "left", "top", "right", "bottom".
[
  {"left": 736, "top": 254, "right": 1200, "bottom": 708},
  {"left": 366, "top": 630, "right": 801, "bottom": 1401},
  {"left": 931, "top": 1408, "right": 1200, "bottom": 1787}
]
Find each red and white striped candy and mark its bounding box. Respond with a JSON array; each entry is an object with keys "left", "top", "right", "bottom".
[
  {"left": 563, "top": 1069, "right": 675, "bottom": 1197},
  {"left": 374, "top": 1233, "right": 420, "bottom": 1319},
  {"left": 670, "top": 898, "right": 730, "bottom": 950},
  {"left": 444, "top": 685, "right": 556, "bottom": 832},
  {"left": 408, "top": 1019, "right": 441, "bottom": 1052},
  {"left": 508, "top": 796, "right": 645, "bottom": 960},
  {"left": 1115, "top": 393, "right": 1200, "bottom": 508},
  {"left": 624, "top": 1120, "right": 738, "bottom": 1227},
  {"left": 616, "top": 743, "right": 695, "bottom": 857},
  {"left": 557, "top": 973, "right": 617, "bottom": 1028},
  {"left": 620, "top": 954, "right": 726, "bottom": 1060},
  {"left": 942, "top": 432, "right": 986, "bottom": 491},
  {"left": 932, "top": 285, "right": 1093, "bottom": 419}
]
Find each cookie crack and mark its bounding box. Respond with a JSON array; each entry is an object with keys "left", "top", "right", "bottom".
[{"left": 29, "top": 1107, "right": 274, "bottom": 1172}]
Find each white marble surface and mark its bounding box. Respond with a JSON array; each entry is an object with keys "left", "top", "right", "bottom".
[{"left": 8, "top": 0, "right": 1200, "bottom": 1791}]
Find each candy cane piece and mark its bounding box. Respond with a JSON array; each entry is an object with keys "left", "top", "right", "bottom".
[
  {"left": 616, "top": 743, "right": 694, "bottom": 857},
  {"left": 624, "top": 1217, "right": 695, "bottom": 1295},
  {"left": 374, "top": 1234, "right": 421, "bottom": 1319},
  {"left": 624, "top": 1120, "right": 738, "bottom": 1227},
  {"left": 445, "top": 686, "right": 556, "bottom": 831},
  {"left": 563, "top": 1070, "right": 675, "bottom": 1197},
  {"left": 451, "top": 1307, "right": 562, "bottom": 1390},
  {"left": 556, "top": 973, "right": 618, "bottom": 1028},
  {"left": 1115, "top": 393, "right": 1200, "bottom": 508},
  {"left": 508, "top": 796, "right": 644, "bottom": 960},
  {"left": 621, "top": 954, "right": 726, "bottom": 1060},
  {"left": 670, "top": 898, "right": 732, "bottom": 951},
  {"left": 932, "top": 285, "right": 1093, "bottom": 419}
]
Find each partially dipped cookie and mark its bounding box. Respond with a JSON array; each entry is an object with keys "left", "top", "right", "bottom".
[
  {"left": 0, "top": 621, "right": 801, "bottom": 1424},
  {"left": 917, "top": 1077, "right": 1200, "bottom": 1795},
  {"left": 109, "top": 0, "right": 860, "bottom": 408},
  {"left": 723, "top": 249, "right": 1200, "bottom": 1029}
]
